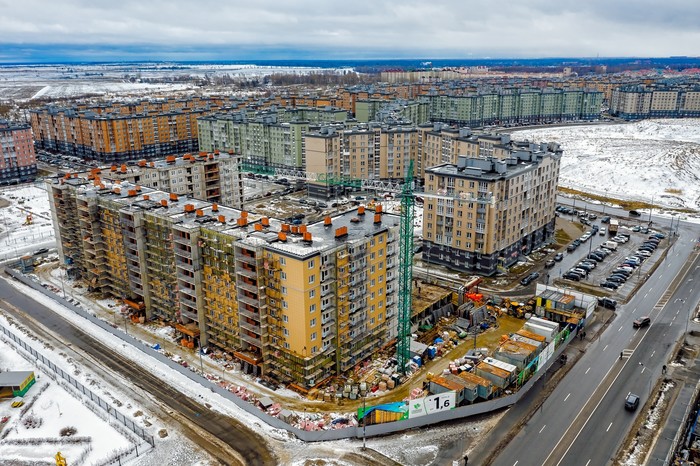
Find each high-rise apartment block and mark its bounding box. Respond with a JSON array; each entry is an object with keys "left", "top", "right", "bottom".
[
  {"left": 30, "top": 97, "right": 222, "bottom": 163},
  {"left": 0, "top": 120, "right": 36, "bottom": 185},
  {"left": 47, "top": 178, "right": 400, "bottom": 387},
  {"left": 104, "top": 151, "right": 244, "bottom": 208},
  {"left": 422, "top": 140, "right": 562, "bottom": 275},
  {"left": 610, "top": 83, "right": 700, "bottom": 119}
]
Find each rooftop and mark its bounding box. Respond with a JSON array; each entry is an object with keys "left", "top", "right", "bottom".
[{"left": 0, "top": 371, "right": 34, "bottom": 387}]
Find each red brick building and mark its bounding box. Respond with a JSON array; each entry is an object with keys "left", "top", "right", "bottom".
[{"left": 0, "top": 120, "right": 36, "bottom": 185}]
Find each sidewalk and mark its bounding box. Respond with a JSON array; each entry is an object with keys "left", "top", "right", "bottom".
[{"left": 647, "top": 330, "right": 700, "bottom": 465}]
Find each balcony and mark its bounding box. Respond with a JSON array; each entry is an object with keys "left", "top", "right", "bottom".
[
  {"left": 239, "top": 332, "right": 261, "bottom": 346},
  {"left": 239, "top": 319, "right": 261, "bottom": 334},
  {"left": 236, "top": 267, "right": 257, "bottom": 280},
  {"left": 236, "top": 253, "right": 257, "bottom": 265},
  {"left": 239, "top": 307, "right": 260, "bottom": 322},
  {"left": 236, "top": 280, "right": 259, "bottom": 294},
  {"left": 180, "top": 307, "right": 198, "bottom": 322},
  {"left": 238, "top": 294, "right": 261, "bottom": 308}
]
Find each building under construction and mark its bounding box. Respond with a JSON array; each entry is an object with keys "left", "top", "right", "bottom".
[
  {"left": 47, "top": 176, "right": 401, "bottom": 388},
  {"left": 102, "top": 151, "right": 245, "bottom": 209}
]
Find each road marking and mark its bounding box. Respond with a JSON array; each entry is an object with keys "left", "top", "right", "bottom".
[
  {"left": 540, "top": 425, "right": 547, "bottom": 433},
  {"left": 618, "top": 326, "right": 623, "bottom": 332},
  {"left": 641, "top": 367, "right": 646, "bottom": 373},
  {"left": 677, "top": 310, "right": 680, "bottom": 315},
  {"left": 606, "top": 422, "right": 613, "bottom": 432},
  {"left": 603, "top": 344, "right": 608, "bottom": 351},
  {"left": 644, "top": 293, "right": 648, "bottom": 299},
  {"left": 670, "top": 322, "right": 673, "bottom": 326},
  {"left": 513, "top": 461, "right": 518, "bottom": 466},
  {"left": 565, "top": 393, "right": 571, "bottom": 401},
  {"left": 649, "top": 288, "right": 653, "bottom": 292},
  {"left": 651, "top": 350, "right": 655, "bottom": 358},
  {"left": 585, "top": 460, "right": 591, "bottom": 466},
  {"left": 672, "top": 316, "right": 676, "bottom": 321},
  {"left": 547, "top": 242, "right": 698, "bottom": 466},
  {"left": 585, "top": 367, "right": 591, "bottom": 374}
]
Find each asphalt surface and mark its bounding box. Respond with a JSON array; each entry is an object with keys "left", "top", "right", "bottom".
[
  {"left": 483, "top": 209, "right": 700, "bottom": 466},
  {"left": 0, "top": 277, "right": 277, "bottom": 466}
]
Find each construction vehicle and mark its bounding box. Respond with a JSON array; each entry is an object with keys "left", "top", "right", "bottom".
[{"left": 24, "top": 214, "right": 33, "bottom": 225}]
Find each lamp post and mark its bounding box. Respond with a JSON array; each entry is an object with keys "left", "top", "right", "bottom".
[
  {"left": 648, "top": 195, "right": 654, "bottom": 227},
  {"left": 602, "top": 188, "right": 609, "bottom": 216}
]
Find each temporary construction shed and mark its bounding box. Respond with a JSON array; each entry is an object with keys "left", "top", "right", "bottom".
[{"left": 0, "top": 371, "right": 35, "bottom": 398}]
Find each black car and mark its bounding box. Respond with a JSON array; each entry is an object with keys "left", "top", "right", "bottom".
[
  {"left": 577, "top": 263, "right": 594, "bottom": 272},
  {"left": 587, "top": 253, "right": 604, "bottom": 262},
  {"left": 572, "top": 239, "right": 582, "bottom": 247},
  {"left": 567, "top": 244, "right": 577, "bottom": 252},
  {"left": 633, "top": 316, "right": 651, "bottom": 328},
  {"left": 625, "top": 393, "right": 640, "bottom": 411},
  {"left": 607, "top": 276, "right": 626, "bottom": 284},
  {"left": 601, "top": 216, "right": 611, "bottom": 223},
  {"left": 33, "top": 248, "right": 49, "bottom": 255},
  {"left": 629, "top": 210, "right": 641, "bottom": 217},
  {"left": 598, "top": 297, "right": 617, "bottom": 309},
  {"left": 600, "top": 281, "right": 619, "bottom": 290},
  {"left": 563, "top": 272, "right": 581, "bottom": 281}
]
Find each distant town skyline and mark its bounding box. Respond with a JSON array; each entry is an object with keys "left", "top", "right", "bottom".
[{"left": 1, "top": 0, "right": 699, "bottom": 63}]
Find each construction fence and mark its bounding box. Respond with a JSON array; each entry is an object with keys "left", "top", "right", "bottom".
[{"left": 4, "top": 266, "right": 575, "bottom": 442}]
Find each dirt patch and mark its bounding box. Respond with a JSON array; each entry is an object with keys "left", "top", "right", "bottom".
[{"left": 0, "top": 198, "right": 11, "bottom": 208}]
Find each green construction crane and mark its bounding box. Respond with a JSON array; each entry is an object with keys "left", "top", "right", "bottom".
[{"left": 396, "top": 160, "right": 414, "bottom": 374}]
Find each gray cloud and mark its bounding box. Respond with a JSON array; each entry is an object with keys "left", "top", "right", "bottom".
[{"left": 1, "top": 0, "right": 699, "bottom": 58}]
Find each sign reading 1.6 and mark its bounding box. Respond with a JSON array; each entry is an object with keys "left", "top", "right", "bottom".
[{"left": 408, "top": 392, "right": 456, "bottom": 418}]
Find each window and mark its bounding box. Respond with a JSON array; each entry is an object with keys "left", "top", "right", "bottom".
[
  {"left": 311, "top": 332, "right": 317, "bottom": 341},
  {"left": 311, "top": 345, "right": 318, "bottom": 354},
  {"left": 308, "top": 259, "right": 315, "bottom": 269},
  {"left": 309, "top": 289, "right": 315, "bottom": 298},
  {"left": 283, "top": 328, "right": 289, "bottom": 336},
  {"left": 309, "top": 274, "right": 316, "bottom": 284},
  {"left": 281, "top": 272, "right": 287, "bottom": 280},
  {"left": 310, "top": 304, "right": 316, "bottom": 313},
  {"left": 279, "top": 257, "right": 286, "bottom": 265},
  {"left": 281, "top": 286, "right": 287, "bottom": 294},
  {"left": 283, "top": 315, "right": 288, "bottom": 322},
  {"left": 310, "top": 318, "right": 317, "bottom": 327}
]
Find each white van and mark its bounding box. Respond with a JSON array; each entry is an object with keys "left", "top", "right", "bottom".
[{"left": 603, "top": 241, "right": 618, "bottom": 250}]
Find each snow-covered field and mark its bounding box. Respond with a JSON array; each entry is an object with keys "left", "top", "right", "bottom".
[
  {"left": 511, "top": 119, "right": 700, "bottom": 211},
  {"left": 0, "top": 184, "right": 56, "bottom": 261}
]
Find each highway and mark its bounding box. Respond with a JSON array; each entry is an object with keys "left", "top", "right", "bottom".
[
  {"left": 491, "top": 205, "right": 700, "bottom": 465},
  {"left": 0, "top": 277, "right": 278, "bottom": 466}
]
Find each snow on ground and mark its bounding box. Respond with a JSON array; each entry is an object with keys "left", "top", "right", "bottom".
[
  {"left": 511, "top": 119, "right": 700, "bottom": 212},
  {"left": 0, "top": 330, "right": 133, "bottom": 465},
  {"left": 29, "top": 82, "right": 194, "bottom": 100},
  {"left": 0, "top": 184, "right": 56, "bottom": 260}
]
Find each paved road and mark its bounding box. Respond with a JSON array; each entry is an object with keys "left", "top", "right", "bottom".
[
  {"left": 490, "top": 221, "right": 700, "bottom": 466},
  {"left": 0, "top": 277, "right": 277, "bottom": 466}
]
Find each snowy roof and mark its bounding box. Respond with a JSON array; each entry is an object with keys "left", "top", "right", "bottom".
[{"left": 0, "top": 371, "right": 34, "bottom": 386}]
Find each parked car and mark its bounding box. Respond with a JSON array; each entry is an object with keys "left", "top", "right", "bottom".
[
  {"left": 633, "top": 316, "right": 651, "bottom": 328},
  {"left": 629, "top": 210, "right": 641, "bottom": 217},
  {"left": 563, "top": 272, "right": 581, "bottom": 281},
  {"left": 600, "top": 281, "right": 619, "bottom": 290},
  {"left": 625, "top": 393, "right": 640, "bottom": 411},
  {"left": 598, "top": 297, "right": 617, "bottom": 309},
  {"left": 567, "top": 244, "right": 577, "bottom": 252},
  {"left": 33, "top": 248, "right": 49, "bottom": 255}
]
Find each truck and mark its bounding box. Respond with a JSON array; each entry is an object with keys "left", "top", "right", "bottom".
[{"left": 609, "top": 218, "right": 619, "bottom": 235}]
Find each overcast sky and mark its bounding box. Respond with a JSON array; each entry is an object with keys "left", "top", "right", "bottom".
[{"left": 1, "top": 0, "right": 699, "bottom": 62}]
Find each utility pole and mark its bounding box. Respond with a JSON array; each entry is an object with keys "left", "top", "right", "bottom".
[{"left": 362, "top": 394, "right": 367, "bottom": 450}]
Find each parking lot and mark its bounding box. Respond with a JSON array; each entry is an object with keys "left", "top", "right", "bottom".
[{"left": 552, "top": 207, "right": 670, "bottom": 304}]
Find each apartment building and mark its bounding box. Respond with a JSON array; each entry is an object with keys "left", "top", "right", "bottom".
[
  {"left": 423, "top": 141, "right": 561, "bottom": 275},
  {"left": 30, "top": 97, "right": 222, "bottom": 163},
  {"left": 198, "top": 111, "right": 311, "bottom": 169},
  {"left": 610, "top": 82, "right": 700, "bottom": 119},
  {"left": 303, "top": 124, "right": 421, "bottom": 198},
  {"left": 47, "top": 177, "right": 400, "bottom": 388},
  {"left": 0, "top": 120, "right": 36, "bottom": 185},
  {"left": 105, "top": 151, "right": 244, "bottom": 208}
]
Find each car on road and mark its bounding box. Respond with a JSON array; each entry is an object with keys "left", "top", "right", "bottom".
[
  {"left": 520, "top": 272, "right": 540, "bottom": 286},
  {"left": 567, "top": 244, "right": 577, "bottom": 252},
  {"left": 632, "top": 225, "right": 641, "bottom": 232},
  {"left": 545, "top": 259, "right": 556, "bottom": 268},
  {"left": 629, "top": 210, "right": 641, "bottom": 217},
  {"left": 598, "top": 297, "right": 617, "bottom": 309},
  {"left": 599, "top": 227, "right": 607, "bottom": 235},
  {"left": 625, "top": 393, "right": 640, "bottom": 411},
  {"left": 554, "top": 253, "right": 565, "bottom": 262},
  {"left": 633, "top": 316, "right": 651, "bottom": 328},
  {"left": 33, "top": 248, "right": 49, "bottom": 255},
  {"left": 601, "top": 216, "right": 611, "bottom": 223},
  {"left": 588, "top": 214, "right": 597, "bottom": 220}
]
